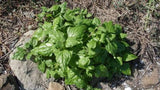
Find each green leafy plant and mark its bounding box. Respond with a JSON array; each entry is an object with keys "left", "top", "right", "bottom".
[{"left": 13, "top": 2, "right": 137, "bottom": 89}]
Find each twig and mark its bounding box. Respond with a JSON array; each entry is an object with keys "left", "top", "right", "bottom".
[{"left": 67, "top": 85, "right": 71, "bottom": 90}]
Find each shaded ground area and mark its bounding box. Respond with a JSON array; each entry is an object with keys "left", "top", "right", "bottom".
[{"left": 0, "top": 0, "right": 160, "bottom": 89}]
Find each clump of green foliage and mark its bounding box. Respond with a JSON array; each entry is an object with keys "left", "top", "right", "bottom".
[{"left": 13, "top": 2, "right": 137, "bottom": 89}]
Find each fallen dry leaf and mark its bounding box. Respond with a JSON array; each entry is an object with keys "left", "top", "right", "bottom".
[{"left": 0, "top": 48, "right": 3, "bottom": 57}]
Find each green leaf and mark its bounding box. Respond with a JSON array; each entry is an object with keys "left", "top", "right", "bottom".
[
  {"left": 87, "top": 39, "right": 96, "bottom": 49},
  {"left": 26, "top": 52, "right": 32, "bottom": 60},
  {"left": 74, "top": 15, "right": 83, "bottom": 25},
  {"left": 65, "top": 67, "right": 87, "bottom": 88},
  {"left": 24, "top": 42, "right": 32, "bottom": 49},
  {"left": 67, "top": 25, "right": 87, "bottom": 39},
  {"left": 46, "top": 69, "right": 51, "bottom": 78},
  {"left": 53, "top": 16, "right": 64, "bottom": 28},
  {"left": 65, "top": 37, "right": 81, "bottom": 48},
  {"left": 120, "top": 33, "right": 127, "bottom": 39},
  {"left": 64, "top": 14, "right": 73, "bottom": 21},
  {"left": 123, "top": 53, "right": 137, "bottom": 61},
  {"left": 42, "top": 22, "right": 53, "bottom": 31},
  {"left": 78, "top": 56, "right": 90, "bottom": 69},
  {"left": 37, "top": 12, "right": 45, "bottom": 21},
  {"left": 55, "top": 50, "right": 72, "bottom": 72},
  {"left": 82, "top": 19, "right": 92, "bottom": 26},
  {"left": 114, "top": 24, "right": 122, "bottom": 33},
  {"left": 60, "top": 2, "right": 67, "bottom": 13},
  {"left": 92, "top": 17, "right": 101, "bottom": 26},
  {"left": 56, "top": 68, "right": 65, "bottom": 77},
  {"left": 81, "top": 9, "right": 87, "bottom": 15},
  {"left": 78, "top": 49, "right": 86, "bottom": 56},
  {"left": 30, "top": 38, "right": 38, "bottom": 48},
  {"left": 88, "top": 27, "right": 95, "bottom": 33},
  {"left": 121, "top": 63, "right": 131, "bottom": 75},
  {"left": 41, "top": 7, "right": 48, "bottom": 12},
  {"left": 108, "top": 34, "right": 116, "bottom": 41},
  {"left": 121, "top": 41, "right": 129, "bottom": 47},
  {"left": 98, "top": 26, "right": 106, "bottom": 33},
  {"left": 94, "top": 49, "right": 108, "bottom": 64},
  {"left": 31, "top": 28, "right": 49, "bottom": 44},
  {"left": 95, "top": 30, "right": 102, "bottom": 35},
  {"left": 46, "top": 69, "right": 59, "bottom": 78},
  {"left": 116, "top": 41, "right": 126, "bottom": 53},
  {"left": 50, "top": 70, "right": 59, "bottom": 78},
  {"left": 64, "top": 22, "right": 72, "bottom": 27},
  {"left": 117, "top": 56, "right": 123, "bottom": 65},
  {"left": 100, "top": 33, "right": 106, "bottom": 43},
  {"left": 95, "top": 65, "right": 109, "bottom": 78},
  {"left": 31, "top": 43, "right": 53, "bottom": 56},
  {"left": 34, "top": 56, "right": 42, "bottom": 63},
  {"left": 86, "top": 66, "right": 94, "bottom": 77},
  {"left": 64, "top": 9, "right": 74, "bottom": 21},
  {"left": 93, "top": 36, "right": 100, "bottom": 41},
  {"left": 105, "top": 41, "right": 117, "bottom": 56},
  {"left": 45, "top": 60, "right": 54, "bottom": 68},
  {"left": 66, "top": 25, "right": 87, "bottom": 48},
  {"left": 48, "top": 5, "right": 59, "bottom": 12},
  {"left": 88, "top": 49, "right": 96, "bottom": 57},
  {"left": 38, "top": 61, "right": 46, "bottom": 73},
  {"left": 49, "top": 30, "right": 65, "bottom": 48},
  {"left": 86, "top": 13, "right": 92, "bottom": 18},
  {"left": 103, "top": 21, "right": 115, "bottom": 33},
  {"left": 13, "top": 47, "right": 26, "bottom": 60},
  {"left": 46, "top": 13, "right": 52, "bottom": 18}
]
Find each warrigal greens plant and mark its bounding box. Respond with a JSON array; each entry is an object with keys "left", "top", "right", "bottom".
[{"left": 13, "top": 2, "right": 137, "bottom": 89}]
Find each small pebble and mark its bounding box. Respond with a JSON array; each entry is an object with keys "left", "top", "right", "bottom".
[
  {"left": 125, "top": 87, "right": 132, "bottom": 90},
  {"left": 156, "top": 4, "right": 159, "bottom": 8}
]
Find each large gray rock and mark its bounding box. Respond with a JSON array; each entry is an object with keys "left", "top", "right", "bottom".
[{"left": 9, "top": 30, "right": 50, "bottom": 90}]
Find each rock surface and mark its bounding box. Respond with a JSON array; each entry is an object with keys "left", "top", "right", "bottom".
[
  {"left": 9, "top": 30, "right": 50, "bottom": 90},
  {"left": 48, "top": 82, "right": 65, "bottom": 90},
  {"left": 0, "top": 74, "right": 8, "bottom": 88},
  {"left": 9, "top": 60, "right": 48, "bottom": 90}
]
